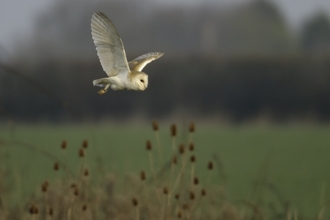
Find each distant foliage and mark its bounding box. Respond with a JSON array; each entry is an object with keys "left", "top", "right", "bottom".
[
  {"left": 2, "top": 0, "right": 330, "bottom": 122},
  {"left": 301, "top": 13, "right": 330, "bottom": 53},
  {"left": 1, "top": 55, "right": 330, "bottom": 122}
]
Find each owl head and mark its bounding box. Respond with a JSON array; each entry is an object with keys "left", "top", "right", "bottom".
[{"left": 134, "top": 72, "right": 148, "bottom": 91}]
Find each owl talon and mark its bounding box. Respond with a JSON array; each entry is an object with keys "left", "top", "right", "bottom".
[{"left": 98, "top": 89, "right": 106, "bottom": 95}]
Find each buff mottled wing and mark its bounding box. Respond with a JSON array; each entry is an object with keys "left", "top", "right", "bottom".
[
  {"left": 91, "top": 12, "right": 129, "bottom": 77},
  {"left": 129, "top": 52, "right": 164, "bottom": 72}
]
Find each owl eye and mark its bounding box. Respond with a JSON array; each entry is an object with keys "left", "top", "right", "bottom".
[{"left": 140, "top": 79, "right": 144, "bottom": 83}]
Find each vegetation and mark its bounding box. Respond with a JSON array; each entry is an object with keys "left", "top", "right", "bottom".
[
  {"left": 1, "top": 1, "right": 330, "bottom": 219},
  {"left": 2, "top": 0, "right": 330, "bottom": 123},
  {"left": 2, "top": 56, "right": 330, "bottom": 122},
  {"left": 0, "top": 122, "right": 330, "bottom": 219}
]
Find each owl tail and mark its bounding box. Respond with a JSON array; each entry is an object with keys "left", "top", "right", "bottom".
[
  {"left": 92, "top": 78, "right": 109, "bottom": 87},
  {"left": 93, "top": 78, "right": 111, "bottom": 95}
]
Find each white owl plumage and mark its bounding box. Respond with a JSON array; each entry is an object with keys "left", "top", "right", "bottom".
[{"left": 91, "top": 11, "right": 164, "bottom": 94}]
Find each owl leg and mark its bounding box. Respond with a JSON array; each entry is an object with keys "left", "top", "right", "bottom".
[{"left": 98, "top": 84, "right": 110, "bottom": 95}]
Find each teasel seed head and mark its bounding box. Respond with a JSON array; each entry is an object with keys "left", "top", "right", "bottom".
[
  {"left": 163, "top": 187, "right": 169, "bottom": 195},
  {"left": 53, "top": 162, "right": 59, "bottom": 171},
  {"left": 179, "top": 144, "right": 185, "bottom": 154},
  {"left": 201, "top": 188, "right": 206, "bottom": 196},
  {"left": 194, "top": 177, "right": 199, "bottom": 185},
  {"left": 34, "top": 206, "right": 39, "bottom": 214},
  {"left": 29, "top": 204, "right": 38, "bottom": 215},
  {"left": 189, "top": 143, "right": 194, "bottom": 151},
  {"left": 82, "top": 139, "right": 88, "bottom": 149},
  {"left": 73, "top": 187, "right": 79, "bottom": 196},
  {"left": 152, "top": 120, "right": 159, "bottom": 131},
  {"left": 61, "top": 140, "right": 67, "bottom": 149},
  {"left": 182, "top": 203, "right": 189, "bottom": 210},
  {"left": 175, "top": 193, "right": 180, "bottom": 200},
  {"left": 146, "top": 140, "right": 152, "bottom": 151},
  {"left": 189, "top": 122, "right": 195, "bottom": 133},
  {"left": 190, "top": 155, "right": 196, "bottom": 163},
  {"left": 41, "top": 181, "right": 49, "bottom": 193},
  {"left": 82, "top": 204, "right": 87, "bottom": 211},
  {"left": 48, "top": 207, "right": 53, "bottom": 216},
  {"left": 170, "top": 124, "right": 177, "bottom": 137},
  {"left": 84, "top": 168, "right": 89, "bottom": 176},
  {"left": 140, "top": 171, "right": 146, "bottom": 181},
  {"left": 132, "top": 198, "right": 138, "bottom": 206},
  {"left": 208, "top": 161, "right": 214, "bottom": 170},
  {"left": 79, "top": 148, "right": 85, "bottom": 157},
  {"left": 172, "top": 156, "right": 177, "bottom": 165},
  {"left": 190, "top": 191, "right": 195, "bottom": 200},
  {"left": 70, "top": 183, "right": 77, "bottom": 188},
  {"left": 177, "top": 211, "right": 182, "bottom": 218},
  {"left": 29, "top": 207, "right": 33, "bottom": 215}
]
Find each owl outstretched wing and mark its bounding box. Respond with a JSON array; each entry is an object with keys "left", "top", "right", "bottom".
[
  {"left": 129, "top": 52, "right": 164, "bottom": 72},
  {"left": 91, "top": 12, "right": 129, "bottom": 77}
]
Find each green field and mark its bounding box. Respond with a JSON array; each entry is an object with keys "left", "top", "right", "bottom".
[{"left": 1, "top": 122, "right": 330, "bottom": 218}]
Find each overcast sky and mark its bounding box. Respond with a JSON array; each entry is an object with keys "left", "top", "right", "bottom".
[{"left": 1, "top": 0, "right": 330, "bottom": 57}]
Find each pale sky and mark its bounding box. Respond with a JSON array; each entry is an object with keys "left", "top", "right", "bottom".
[{"left": 1, "top": 0, "right": 330, "bottom": 58}]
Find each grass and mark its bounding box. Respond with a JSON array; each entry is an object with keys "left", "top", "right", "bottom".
[{"left": 1, "top": 122, "right": 330, "bottom": 219}]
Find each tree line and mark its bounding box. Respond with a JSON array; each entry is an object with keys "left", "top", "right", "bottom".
[{"left": 1, "top": 55, "right": 330, "bottom": 122}]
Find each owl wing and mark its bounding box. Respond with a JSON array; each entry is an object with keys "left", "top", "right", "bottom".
[
  {"left": 129, "top": 52, "right": 164, "bottom": 72},
  {"left": 91, "top": 12, "right": 129, "bottom": 77}
]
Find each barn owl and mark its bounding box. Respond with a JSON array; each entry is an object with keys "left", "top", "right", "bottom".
[{"left": 91, "top": 11, "right": 164, "bottom": 94}]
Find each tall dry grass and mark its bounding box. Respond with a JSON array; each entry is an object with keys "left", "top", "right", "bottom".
[{"left": 0, "top": 122, "right": 328, "bottom": 220}]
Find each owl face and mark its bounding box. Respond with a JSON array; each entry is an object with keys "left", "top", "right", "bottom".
[{"left": 135, "top": 73, "right": 148, "bottom": 91}]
